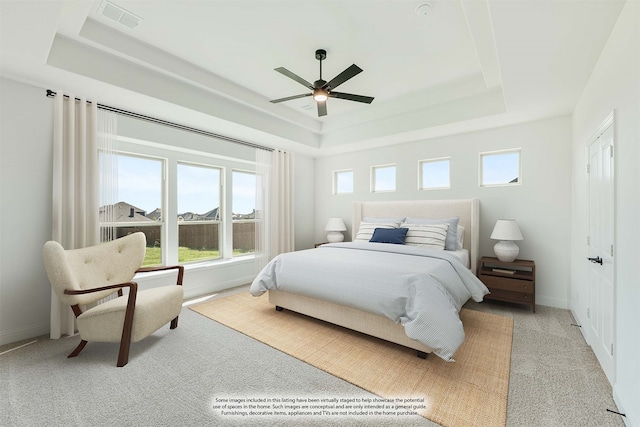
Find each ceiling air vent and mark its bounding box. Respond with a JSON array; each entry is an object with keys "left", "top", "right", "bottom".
[{"left": 98, "top": 1, "right": 142, "bottom": 29}]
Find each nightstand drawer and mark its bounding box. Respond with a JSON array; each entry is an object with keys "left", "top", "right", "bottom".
[
  {"left": 481, "top": 275, "right": 533, "bottom": 293},
  {"left": 487, "top": 288, "right": 534, "bottom": 303}
]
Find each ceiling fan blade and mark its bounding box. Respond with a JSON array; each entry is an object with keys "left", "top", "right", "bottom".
[
  {"left": 317, "top": 101, "right": 327, "bottom": 117},
  {"left": 274, "top": 67, "right": 314, "bottom": 90},
  {"left": 270, "top": 93, "right": 312, "bottom": 103},
  {"left": 324, "top": 64, "right": 363, "bottom": 90},
  {"left": 329, "top": 91, "right": 374, "bottom": 104}
]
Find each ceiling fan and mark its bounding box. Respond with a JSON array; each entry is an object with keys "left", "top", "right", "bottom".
[{"left": 270, "top": 49, "right": 374, "bottom": 117}]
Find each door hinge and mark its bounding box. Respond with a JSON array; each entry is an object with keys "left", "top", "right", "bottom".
[
  {"left": 587, "top": 236, "right": 590, "bottom": 246},
  {"left": 610, "top": 146, "right": 614, "bottom": 158},
  {"left": 587, "top": 308, "right": 590, "bottom": 319},
  {"left": 611, "top": 343, "right": 614, "bottom": 356},
  {"left": 611, "top": 245, "right": 614, "bottom": 257},
  {"left": 587, "top": 163, "right": 590, "bottom": 173}
]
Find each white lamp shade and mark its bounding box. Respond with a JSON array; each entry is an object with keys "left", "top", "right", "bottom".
[
  {"left": 325, "top": 217, "right": 346, "bottom": 243},
  {"left": 490, "top": 219, "right": 523, "bottom": 241},
  {"left": 324, "top": 217, "right": 346, "bottom": 232},
  {"left": 490, "top": 219, "right": 523, "bottom": 262}
]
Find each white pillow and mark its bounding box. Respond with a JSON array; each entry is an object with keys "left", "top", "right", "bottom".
[
  {"left": 355, "top": 222, "right": 398, "bottom": 242},
  {"left": 404, "top": 216, "right": 460, "bottom": 250},
  {"left": 404, "top": 223, "right": 449, "bottom": 250},
  {"left": 457, "top": 225, "right": 465, "bottom": 250}
]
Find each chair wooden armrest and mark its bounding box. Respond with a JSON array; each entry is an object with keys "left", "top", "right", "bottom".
[
  {"left": 66, "top": 283, "right": 138, "bottom": 367},
  {"left": 136, "top": 265, "right": 184, "bottom": 286},
  {"left": 64, "top": 282, "right": 138, "bottom": 295}
]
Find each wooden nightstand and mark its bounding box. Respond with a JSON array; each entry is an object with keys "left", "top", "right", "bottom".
[{"left": 477, "top": 256, "right": 536, "bottom": 312}]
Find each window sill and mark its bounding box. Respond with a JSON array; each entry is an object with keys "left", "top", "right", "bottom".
[{"left": 135, "top": 254, "right": 255, "bottom": 278}]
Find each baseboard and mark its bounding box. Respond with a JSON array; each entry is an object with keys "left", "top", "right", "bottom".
[
  {"left": 536, "top": 295, "right": 568, "bottom": 309},
  {"left": 569, "top": 308, "right": 589, "bottom": 343},
  {"left": 614, "top": 387, "right": 638, "bottom": 427},
  {"left": 0, "top": 322, "right": 49, "bottom": 346}
]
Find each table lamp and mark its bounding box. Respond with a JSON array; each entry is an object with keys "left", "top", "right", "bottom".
[
  {"left": 325, "top": 217, "right": 347, "bottom": 243},
  {"left": 490, "top": 219, "right": 523, "bottom": 262}
]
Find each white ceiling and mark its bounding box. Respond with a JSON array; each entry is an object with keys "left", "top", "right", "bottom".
[{"left": 0, "top": 0, "right": 626, "bottom": 156}]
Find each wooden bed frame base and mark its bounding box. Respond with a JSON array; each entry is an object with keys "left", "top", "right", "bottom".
[{"left": 269, "top": 289, "right": 432, "bottom": 358}]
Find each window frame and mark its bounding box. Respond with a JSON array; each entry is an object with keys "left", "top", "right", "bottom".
[
  {"left": 176, "top": 161, "right": 223, "bottom": 264},
  {"left": 479, "top": 148, "right": 522, "bottom": 187},
  {"left": 418, "top": 157, "right": 451, "bottom": 190},
  {"left": 102, "top": 136, "right": 256, "bottom": 268},
  {"left": 333, "top": 169, "right": 354, "bottom": 195},
  {"left": 99, "top": 151, "right": 167, "bottom": 266},
  {"left": 231, "top": 168, "right": 257, "bottom": 258},
  {"left": 370, "top": 163, "right": 397, "bottom": 193}
]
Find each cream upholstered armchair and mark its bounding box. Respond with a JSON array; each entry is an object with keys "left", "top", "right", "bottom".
[{"left": 42, "top": 232, "right": 184, "bottom": 367}]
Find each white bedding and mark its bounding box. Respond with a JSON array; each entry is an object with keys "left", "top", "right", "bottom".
[
  {"left": 450, "top": 248, "right": 469, "bottom": 268},
  {"left": 250, "top": 242, "right": 489, "bottom": 361}
]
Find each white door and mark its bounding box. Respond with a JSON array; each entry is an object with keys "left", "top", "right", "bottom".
[{"left": 587, "top": 122, "right": 615, "bottom": 385}]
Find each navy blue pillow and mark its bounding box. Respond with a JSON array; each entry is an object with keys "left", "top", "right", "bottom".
[{"left": 369, "top": 227, "right": 409, "bottom": 244}]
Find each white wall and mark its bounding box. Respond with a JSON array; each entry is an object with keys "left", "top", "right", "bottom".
[
  {"left": 0, "top": 78, "right": 53, "bottom": 344},
  {"left": 0, "top": 77, "right": 316, "bottom": 345},
  {"left": 571, "top": 1, "right": 639, "bottom": 425},
  {"left": 314, "top": 116, "right": 572, "bottom": 309}
]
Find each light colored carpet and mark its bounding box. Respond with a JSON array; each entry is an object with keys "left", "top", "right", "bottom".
[
  {"left": 1, "top": 285, "right": 625, "bottom": 427},
  {"left": 191, "top": 291, "right": 514, "bottom": 427}
]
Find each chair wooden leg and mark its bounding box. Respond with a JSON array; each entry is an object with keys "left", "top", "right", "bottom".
[
  {"left": 117, "top": 284, "right": 138, "bottom": 367},
  {"left": 68, "top": 340, "right": 88, "bottom": 358},
  {"left": 170, "top": 316, "right": 179, "bottom": 329},
  {"left": 116, "top": 341, "right": 131, "bottom": 367}
]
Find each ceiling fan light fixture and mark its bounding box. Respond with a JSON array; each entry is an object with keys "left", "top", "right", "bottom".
[
  {"left": 270, "top": 49, "right": 374, "bottom": 116},
  {"left": 313, "top": 89, "right": 329, "bottom": 102}
]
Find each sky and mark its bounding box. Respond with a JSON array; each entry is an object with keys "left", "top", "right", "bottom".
[
  {"left": 334, "top": 152, "right": 519, "bottom": 193},
  {"left": 421, "top": 159, "right": 450, "bottom": 189},
  {"left": 109, "top": 151, "right": 518, "bottom": 215},
  {"left": 481, "top": 151, "right": 520, "bottom": 185},
  {"left": 109, "top": 154, "right": 256, "bottom": 216}
]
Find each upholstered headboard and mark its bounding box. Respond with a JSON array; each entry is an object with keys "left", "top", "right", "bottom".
[{"left": 352, "top": 199, "right": 480, "bottom": 272}]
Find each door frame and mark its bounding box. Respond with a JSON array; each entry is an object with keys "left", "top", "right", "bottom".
[{"left": 584, "top": 110, "right": 616, "bottom": 384}]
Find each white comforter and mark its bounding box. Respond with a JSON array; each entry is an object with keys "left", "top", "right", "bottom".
[{"left": 250, "top": 242, "right": 489, "bottom": 361}]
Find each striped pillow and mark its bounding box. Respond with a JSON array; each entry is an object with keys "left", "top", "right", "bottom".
[
  {"left": 404, "top": 223, "right": 449, "bottom": 250},
  {"left": 355, "top": 222, "right": 398, "bottom": 242}
]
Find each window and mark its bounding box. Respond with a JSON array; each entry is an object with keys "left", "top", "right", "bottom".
[
  {"left": 232, "top": 170, "right": 256, "bottom": 256},
  {"left": 419, "top": 158, "right": 450, "bottom": 190},
  {"left": 99, "top": 153, "right": 164, "bottom": 267},
  {"left": 480, "top": 149, "right": 521, "bottom": 187},
  {"left": 100, "top": 138, "right": 256, "bottom": 267},
  {"left": 333, "top": 169, "right": 354, "bottom": 194},
  {"left": 177, "top": 163, "right": 221, "bottom": 263},
  {"left": 371, "top": 164, "right": 396, "bottom": 192}
]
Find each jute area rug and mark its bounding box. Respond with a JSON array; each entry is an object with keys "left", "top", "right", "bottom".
[{"left": 191, "top": 292, "right": 513, "bottom": 427}]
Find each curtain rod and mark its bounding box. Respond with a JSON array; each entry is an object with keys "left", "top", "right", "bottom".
[{"left": 45, "top": 89, "right": 273, "bottom": 152}]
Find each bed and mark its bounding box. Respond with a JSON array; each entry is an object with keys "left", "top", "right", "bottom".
[{"left": 250, "top": 199, "right": 488, "bottom": 361}]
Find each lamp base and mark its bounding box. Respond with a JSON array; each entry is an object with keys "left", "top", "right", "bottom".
[
  {"left": 494, "top": 241, "right": 519, "bottom": 262},
  {"left": 327, "top": 232, "right": 344, "bottom": 243}
]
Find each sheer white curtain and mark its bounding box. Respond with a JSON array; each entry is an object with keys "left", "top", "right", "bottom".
[
  {"left": 49, "top": 93, "right": 118, "bottom": 339},
  {"left": 255, "top": 149, "right": 295, "bottom": 272}
]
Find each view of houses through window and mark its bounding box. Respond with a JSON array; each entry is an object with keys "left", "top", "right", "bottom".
[
  {"left": 177, "top": 163, "right": 222, "bottom": 263},
  {"left": 99, "top": 152, "right": 256, "bottom": 267}
]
